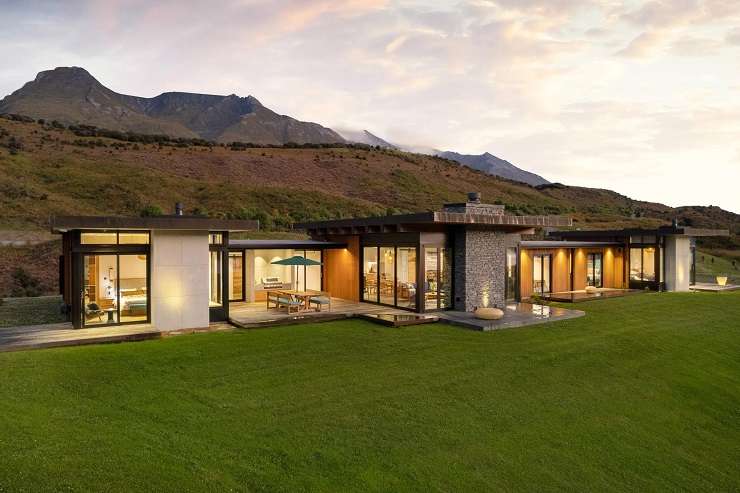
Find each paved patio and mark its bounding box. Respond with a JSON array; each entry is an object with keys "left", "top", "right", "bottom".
[
  {"left": 690, "top": 282, "right": 740, "bottom": 292},
  {"left": 437, "top": 302, "right": 585, "bottom": 331}
]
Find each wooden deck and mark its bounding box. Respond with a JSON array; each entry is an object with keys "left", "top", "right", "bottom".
[
  {"left": 229, "top": 298, "right": 409, "bottom": 328},
  {"left": 0, "top": 322, "right": 234, "bottom": 353}
]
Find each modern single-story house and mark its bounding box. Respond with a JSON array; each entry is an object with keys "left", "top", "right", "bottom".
[{"left": 52, "top": 194, "right": 729, "bottom": 330}]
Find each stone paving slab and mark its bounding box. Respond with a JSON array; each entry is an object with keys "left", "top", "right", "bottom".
[{"left": 437, "top": 302, "right": 584, "bottom": 331}]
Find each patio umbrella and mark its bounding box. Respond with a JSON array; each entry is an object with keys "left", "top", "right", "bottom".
[{"left": 271, "top": 255, "right": 322, "bottom": 290}]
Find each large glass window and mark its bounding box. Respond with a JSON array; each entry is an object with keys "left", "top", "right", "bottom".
[
  {"left": 587, "top": 253, "right": 603, "bottom": 287},
  {"left": 83, "top": 254, "right": 118, "bottom": 326},
  {"left": 379, "top": 247, "right": 395, "bottom": 305},
  {"left": 229, "top": 251, "right": 243, "bottom": 301},
  {"left": 533, "top": 254, "right": 551, "bottom": 294},
  {"left": 439, "top": 248, "right": 452, "bottom": 309},
  {"left": 119, "top": 254, "right": 148, "bottom": 323},
  {"left": 82, "top": 253, "right": 149, "bottom": 326},
  {"left": 643, "top": 248, "right": 656, "bottom": 281},
  {"left": 119, "top": 232, "right": 149, "bottom": 244},
  {"left": 506, "top": 247, "right": 518, "bottom": 301},
  {"left": 294, "top": 250, "right": 322, "bottom": 292},
  {"left": 81, "top": 232, "right": 117, "bottom": 245},
  {"left": 425, "top": 247, "right": 439, "bottom": 310},
  {"left": 363, "top": 247, "right": 378, "bottom": 302},
  {"left": 396, "top": 247, "right": 417, "bottom": 309},
  {"left": 210, "top": 251, "right": 222, "bottom": 307},
  {"left": 424, "top": 247, "right": 453, "bottom": 310},
  {"left": 630, "top": 247, "right": 657, "bottom": 282},
  {"left": 81, "top": 231, "right": 149, "bottom": 244}
]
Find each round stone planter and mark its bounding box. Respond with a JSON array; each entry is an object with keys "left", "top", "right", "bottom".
[
  {"left": 585, "top": 285, "right": 598, "bottom": 294},
  {"left": 474, "top": 307, "right": 504, "bottom": 320}
]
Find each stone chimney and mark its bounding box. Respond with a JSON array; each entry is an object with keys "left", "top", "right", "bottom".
[{"left": 442, "top": 192, "right": 505, "bottom": 215}]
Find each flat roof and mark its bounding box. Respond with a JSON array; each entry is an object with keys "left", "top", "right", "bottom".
[
  {"left": 550, "top": 225, "right": 729, "bottom": 239},
  {"left": 229, "top": 239, "right": 347, "bottom": 249},
  {"left": 296, "top": 211, "right": 572, "bottom": 234},
  {"left": 51, "top": 215, "right": 259, "bottom": 233},
  {"left": 521, "top": 240, "right": 623, "bottom": 249}
]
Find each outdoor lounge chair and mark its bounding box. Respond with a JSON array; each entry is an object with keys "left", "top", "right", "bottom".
[
  {"left": 85, "top": 302, "right": 104, "bottom": 321},
  {"left": 278, "top": 295, "right": 304, "bottom": 314},
  {"left": 309, "top": 295, "right": 331, "bottom": 312}
]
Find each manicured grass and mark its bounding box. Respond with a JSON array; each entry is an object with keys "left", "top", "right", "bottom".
[
  {"left": 0, "top": 292, "right": 739, "bottom": 491},
  {"left": 0, "top": 295, "right": 65, "bottom": 327}
]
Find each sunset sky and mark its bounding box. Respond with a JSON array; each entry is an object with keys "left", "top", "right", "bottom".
[{"left": 2, "top": 0, "right": 739, "bottom": 212}]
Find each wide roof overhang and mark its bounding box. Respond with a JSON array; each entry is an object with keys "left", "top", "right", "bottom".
[
  {"left": 520, "top": 240, "right": 623, "bottom": 249},
  {"left": 550, "top": 226, "right": 729, "bottom": 239},
  {"left": 51, "top": 215, "right": 259, "bottom": 233}
]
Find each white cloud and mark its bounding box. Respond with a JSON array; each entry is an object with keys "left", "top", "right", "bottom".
[{"left": 0, "top": 0, "right": 739, "bottom": 213}]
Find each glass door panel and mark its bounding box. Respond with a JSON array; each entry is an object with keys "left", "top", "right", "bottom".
[
  {"left": 587, "top": 253, "right": 603, "bottom": 287},
  {"left": 363, "top": 247, "right": 378, "bottom": 302},
  {"left": 396, "top": 247, "right": 417, "bottom": 309},
  {"left": 229, "top": 251, "right": 244, "bottom": 301},
  {"left": 305, "top": 250, "right": 322, "bottom": 291},
  {"left": 424, "top": 247, "right": 439, "bottom": 310},
  {"left": 533, "top": 254, "right": 551, "bottom": 294},
  {"left": 119, "top": 254, "right": 148, "bottom": 323},
  {"left": 209, "top": 251, "right": 222, "bottom": 307},
  {"left": 506, "top": 247, "right": 517, "bottom": 301},
  {"left": 83, "top": 254, "right": 118, "bottom": 326},
  {"left": 379, "top": 247, "right": 395, "bottom": 305},
  {"left": 439, "top": 248, "right": 452, "bottom": 309}
]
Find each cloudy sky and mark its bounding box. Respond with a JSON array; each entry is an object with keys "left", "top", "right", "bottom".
[{"left": 2, "top": 0, "right": 739, "bottom": 213}]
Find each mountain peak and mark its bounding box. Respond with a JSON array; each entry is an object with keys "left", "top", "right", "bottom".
[
  {"left": 0, "top": 67, "right": 344, "bottom": 145},
  {"left": 36, "top": 66, "right": 95, "bottom": 82}
]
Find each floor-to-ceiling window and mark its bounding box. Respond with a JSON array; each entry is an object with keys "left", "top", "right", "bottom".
[
  {"left": 587, "top": 252, "right": 603, "bottom": 287},
  {"left": 424, "top": 246, "right": 452, "bottom": 310},
  {"left": 79, "top": 231, "right": 149, "bottom": 328},
  {"left": 379, "top": 247, "right": 395, "bottom": 305},
  {"left": 362, "top": 247, "right": 378, "bottom": 302},
  {"left": 630, "top": 247, "right": 656, "bottom": 283},
  {"left": 505, "top": 247, "right": 518, "bottom": 301},
  {"left": 295, "top": 250, "right": 322, "bottom": 292},
  {"left": 118, "top": 254, "right": 148, "bottom": 323},
  {"left": 396, "top": 247, "right": 416, "bottom": 309},
  {"left": 533, "top": 254, "right": 551, "bottom": 295},
  {"left": 229, "top": 251, "right": 244, "bottom": 301},
  {"left": 209, "top": 250, "right": 222, "bottom": 307},
  {"left": 83, "top": 254, "right": 118, "bottom": 326},
  {"left": 363, "top": 245, "right": 422, "bottom": 310}
]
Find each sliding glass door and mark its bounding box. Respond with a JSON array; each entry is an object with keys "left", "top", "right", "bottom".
[
  {"left": 533, "top": 254, "right": 551, "bottom": 295},
  {"left": 424, "top": 247, "right": 452, "bottom": 310},
  {"left": 587, "top": 253, "right": 603, "bottom": 287},
  {"left": 82, "top": 253, "right": 149, "bottom": 327},
  {"left": 362, "top": 245, "right": 422, "bottom": 310}
]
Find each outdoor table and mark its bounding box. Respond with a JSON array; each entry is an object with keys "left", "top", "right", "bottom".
[{"left": 278, "top": 290, "right": 326, "bottom": 312}]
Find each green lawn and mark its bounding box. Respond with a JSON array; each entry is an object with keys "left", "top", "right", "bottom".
[{"left": 1, "top": 292, "right": 739, "bottom": 492}]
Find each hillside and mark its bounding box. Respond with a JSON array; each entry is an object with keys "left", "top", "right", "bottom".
[
  {"left": 0, "top": 115, "right": 737, "bottom": 234},
  {"left": 0, "top": 116, "right": 737, "bottom": 296},
  {"left": 0, "top": 67, "right": 344, "bottom": 145}
]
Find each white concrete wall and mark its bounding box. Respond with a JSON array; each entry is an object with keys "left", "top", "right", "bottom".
[
  {"left": 150, "top": 230, "right": 210, "bottom": 330},
  {"left": 664, "top": 236, "right": 691, "bottom": 292}
]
